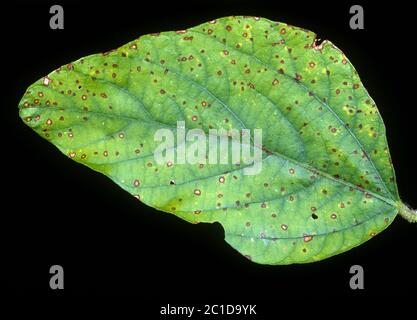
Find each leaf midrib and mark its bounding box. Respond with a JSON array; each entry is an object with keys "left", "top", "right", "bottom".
[{"left": 29, "top": 61, "right": 397, "bottom": 208}]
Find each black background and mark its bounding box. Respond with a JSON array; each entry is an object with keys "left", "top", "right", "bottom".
[{"left": 3, "top": 0, "right": 416, "bottom": 307}]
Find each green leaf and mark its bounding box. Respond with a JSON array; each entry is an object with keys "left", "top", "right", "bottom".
[{"left": 18, "top": 16, "right": 415, "bottom": 265}]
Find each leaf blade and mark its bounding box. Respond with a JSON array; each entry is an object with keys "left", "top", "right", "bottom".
[{"left": 19, "top": 16, "right": 401, "bottom": 264}]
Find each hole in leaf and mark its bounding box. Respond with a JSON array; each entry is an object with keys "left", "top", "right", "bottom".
[
  {"left": 311, "top": 213, "right": 318, "bottom": 220},
  {"left": 314, "top": 37, "right": 324, "bottom": 46},
  {"left": 169, "top": 180, "right": 176, "bottom": 185}
]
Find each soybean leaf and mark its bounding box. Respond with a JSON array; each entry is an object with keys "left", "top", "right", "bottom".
[{"left": 19, "top": 16, "right": 415, "bottom": 265}]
